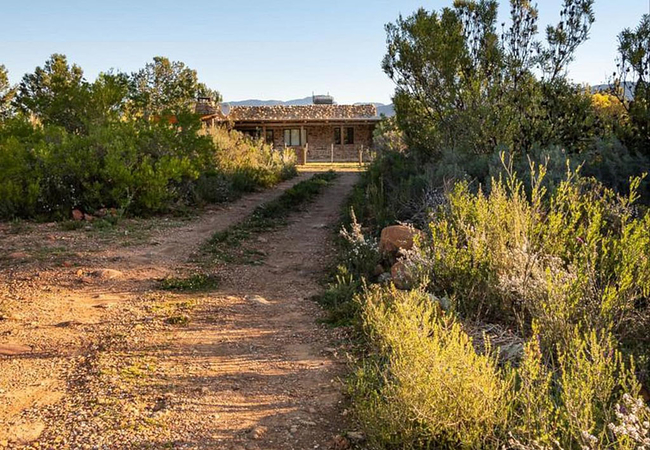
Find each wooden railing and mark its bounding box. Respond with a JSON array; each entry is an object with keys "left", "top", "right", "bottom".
[{"left": 282, "top": 144, "right": 376, "bottom": 165}]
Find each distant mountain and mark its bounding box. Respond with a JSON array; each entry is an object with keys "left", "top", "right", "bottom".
[
  {"left": 375, "top": 104, "right": 395, "bottom": 117},
  {"left": 226, "top": 97, "right": 313, "bottom": 107},
  {"left": 224, "top": 97, "right": 395, "bottom": 116},
  {"left": 591, "top": 82, "right": 635, "bottom": 101}
]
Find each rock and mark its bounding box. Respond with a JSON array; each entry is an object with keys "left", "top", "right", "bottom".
[
  {"left": 379, "top": 225, "right": 424, "bottom": 256},
  {"left": 8, "top": 252, "right": 29, "bottom": 260},
  {"left": 330, "top": 435, "right": 351, "bottom": 450},
  {"left": 83, "top": 213, "right": 94, "bottom": 222},
  {"left": 346, "top": 431, "right": 365, "bottom": 443},
  {"left": 72, "top": 209, "right": 84, "bottom": 221},
  {"left": 0, "top": 343, "right": 31, "bottom": 356},
  {"left": 96, "top": 208, "right": 107, "bottom": 218},
  {"left": 289, "top": 425, "right": 298, "bottom": 434},
  {"left": 257, "top": 237, "right": 268, "bottom": 244},
  {"left": 391, "top": 261, "right": 413, "bottom": 290},
  {"left": 249, "top": 425, "right": 267, "bottom": 439},
  {"left": 90, "top": 269, "right": 124, "bottom": 280},
  {"left": 244, "top": 295, "right": 271, "bottom": 305},
  {"left": 373, "top": 264, "right": 385, "bottom": 277}
]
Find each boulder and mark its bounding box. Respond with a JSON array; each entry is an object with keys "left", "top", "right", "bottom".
[
  {"left": 83, "top": 213, "right": 94, "bottom": 222},
  {"left": 91, "top": 269, "right": 124, "bottom": 280},
  {"left": 391, "top": 261, "right": 413, "bottom": 290},
  {"left": 379, "top": 225, "right": 423, "bottom": 256},
  {"left": 71, "top": 209, "right": 84, "bottom": 221}
]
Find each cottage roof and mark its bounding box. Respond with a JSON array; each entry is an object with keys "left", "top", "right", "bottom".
[{"left": 199, "top": 104, "right": 379, "bottom": 123}]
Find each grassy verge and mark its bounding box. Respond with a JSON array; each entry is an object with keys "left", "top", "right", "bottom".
[
  {"left": 158, "top": 273, "right": 220, "bottom": 292},
  {"left": 201, "top": 171, "right": 338, "bottom": 264}
]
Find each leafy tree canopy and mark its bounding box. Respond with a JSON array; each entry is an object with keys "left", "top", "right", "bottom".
[
  {"left": 14, "top": 54, "right": 89, "bottom": 133},
  {"left": 129, "top": 56, "right": 221, "bottom": 119},
  {"left": 0, "top": 64, "right": 16, "bottom": 120}
]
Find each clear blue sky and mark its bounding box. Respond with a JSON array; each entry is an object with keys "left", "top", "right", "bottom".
[{"left": 1, "top": 0, "right": 648, "bottom": 104}]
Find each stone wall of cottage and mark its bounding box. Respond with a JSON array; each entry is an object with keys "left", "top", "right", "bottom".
[{"left": 258, "top": 124, "right": 375, "bottom": 162}]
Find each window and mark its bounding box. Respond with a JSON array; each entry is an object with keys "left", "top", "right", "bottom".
[
  {"left": 344, "top": 127, "right": 354, "bottom": 145},
  {"left": 283, "top": 128, "right": 306, "bottom": 146},
  {"left": 265, "top": 129, "right": 274, "bottom": 144},
  {"left": 242, "top": 129, "right": 261, "bottom": 140},
  {"left": 333, "top": 127, "right": 341, "bottom": 145}
]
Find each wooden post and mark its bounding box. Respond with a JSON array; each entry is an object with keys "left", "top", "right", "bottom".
[
  {"left": 358, "top": 145, "right": 363, "bottom": 166},
  {"left": 330, "top": 143, "right": 334, "bottom": 163},
  {"left": 303, "top": 144, "right": 308, "bottom": 165}
]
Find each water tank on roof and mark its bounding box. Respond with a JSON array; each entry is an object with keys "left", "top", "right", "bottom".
[{"left": 313, "top": 94, "right": 334, "bottom": 105}]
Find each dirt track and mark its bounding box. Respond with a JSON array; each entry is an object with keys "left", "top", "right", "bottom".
[{"left": 0, "top": 171, "right": 359, "bottom": 449}]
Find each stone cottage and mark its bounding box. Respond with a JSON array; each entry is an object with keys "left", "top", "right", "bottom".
[{"left": 196, "top": 97, "right": 381, "bottom": 163}]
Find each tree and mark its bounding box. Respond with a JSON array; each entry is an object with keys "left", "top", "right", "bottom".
[
  {"left": 129, "top": 57, "right": 220, "bottom": 119},
  {"left": 87, "top": 70, "right": 130, "bottom": 125},
  {"left": 0, "top": 64, "right": 16, "bottom": 120},
  {"left": 13, "top": 54, "right": 89, "bottom": 133},
  {"left": 382, "top": 0, "right": 596, "bottom": 159},
  {"left": 613, "top": 14, "right": 650, "bottom": 154}
]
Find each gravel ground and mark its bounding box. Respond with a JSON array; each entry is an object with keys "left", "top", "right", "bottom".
[{"left": 0, "top": 172, "right": 359, "bottom": 449}]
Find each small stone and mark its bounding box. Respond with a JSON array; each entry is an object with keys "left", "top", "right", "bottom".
[
  {"left": 8, "top": 252, "right": 29, "bottom": 260},
  {"left": 76, "top": 269, "right": 84, "bottom": 277},
  {"left": 91, "top": 269, "right": 124, "bottom": 280},
  {"left": 0, "top": 343, "right": 31, "bottom": 356},
  {"left": 257, "top": 237, "right": 268, "bottom": 243},
  {"left": 244, "top": 295, "right": 271, "bottom": 305},
  {"left": 346, "top": 431, "right": 365, "bottom": 443},
  {"left": 83, "top": 213, "right": 94, "bottom": 222},
  {"left": 249, "top": 425, "right": 267, "bottom": 439},
  {"left": 72, "top": 209, "right": 84, "bottom": 221},
  {"left": 289, "top": 425, "right": 298, "bottom": 434}
]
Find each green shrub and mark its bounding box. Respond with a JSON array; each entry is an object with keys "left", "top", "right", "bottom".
[
  {"left": 403, "top": 159, "right": 650, "bottom": 360},
  {"left": 207, "top": 126, "right": 297, "bottom": 193},
  {"left": 351, "top": 287, "right": 643, "bottom": 449},
  {"left": 0, "top": 118, "right": 297, "bottom": 220},
  {"left": 159, "top": 273, "right": 220, "bottom": 292},
  {"left": 351, "top": 286, "right": 512, "bottom": 449},
  {"left": 512, "top": 324, "right": 640, "bottom": 449}
]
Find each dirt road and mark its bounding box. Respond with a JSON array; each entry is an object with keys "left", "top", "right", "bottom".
[{"left": 0, "top": 171, "right": 359, "bottom": 449}]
